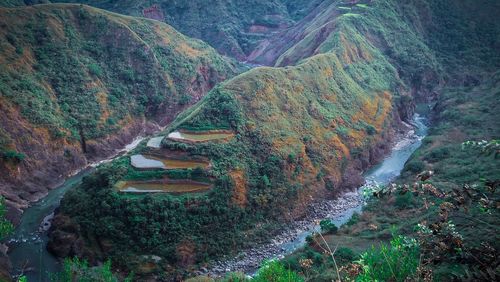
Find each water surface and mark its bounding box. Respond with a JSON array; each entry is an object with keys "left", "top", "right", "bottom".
[
  {"left": 280, "top": 114, "right": 428, "bottom": 253},
  {"left": 6, "top": 136, "right": 145, "bottom": 281},
  {"left": 131, "top": 154, "right": 209, "bottom": 170}
]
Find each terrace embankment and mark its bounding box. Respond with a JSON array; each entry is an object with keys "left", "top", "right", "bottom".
[
  {"left": 115, "top": 180, "right": 212, "bottom": 194},
  {"left": 167, "top": 130, "right": 235, "bottom": 143}
]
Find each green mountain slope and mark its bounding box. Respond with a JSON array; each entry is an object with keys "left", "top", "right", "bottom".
[
  {"left": 44, "top": 0, "right": 323, "bottom": 59},
  {"left": 250, "top": 0, "right": 499, "bottom": 89},
  {"left": 0, "top": 3, "right": 234, "bottom": 220},
  {"left": 46, "top": 0, "right": 433, "bottom": 278},
  {"left": 282, "top": 72, "right": 500, "bottom": 281},
  {"left": 7, "top": 0, "right": 497, "bottom": 280},
  {"left": 51, "top": 28, "right": 405, "bottom": 278}
]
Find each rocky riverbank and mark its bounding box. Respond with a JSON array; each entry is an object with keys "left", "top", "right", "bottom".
[
  {"left": 205, "top": 192, "right": 364, "bottom": 276},
  {"left": 203, "top": 116, "right": 426, "bottom": 277}
]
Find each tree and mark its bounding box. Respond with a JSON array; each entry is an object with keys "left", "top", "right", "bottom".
[{"left": 0, "top": 197, "right": 13, "bottom": 240}]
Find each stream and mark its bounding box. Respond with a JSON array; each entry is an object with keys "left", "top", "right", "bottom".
[
  {"left": 5, "top": 114, "right": 427, "bottom": 281},
  {"left": 6, "top": 136, "right": 146, "bottom": 281}
]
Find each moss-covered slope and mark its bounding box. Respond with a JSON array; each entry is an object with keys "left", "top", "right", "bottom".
[{"left": 0, "top": 3, "right": 234, "bottom": 219}]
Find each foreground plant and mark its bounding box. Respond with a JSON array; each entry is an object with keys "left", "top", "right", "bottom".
[
  {"left": 50, "top": 258, "right": 133, "bottom": 282},
  {"left": 353, "top": 235, "right": 422, "bottom": 282}
]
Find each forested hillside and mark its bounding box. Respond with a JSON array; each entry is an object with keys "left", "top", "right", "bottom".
[
  {"left": 0, "top": 3, "right": 233, "bottom": 221},
  {"left": 0, "top": 0, "right": 498, "bottom": 281},
  {"left": 47, "top": 0, "right": 499, "bottom": 280},
  {"left": 46, "top": 0, "right": 323, "bottom": 59}
]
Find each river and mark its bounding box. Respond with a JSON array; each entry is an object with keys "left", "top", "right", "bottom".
[
  {"left": 6, "top": 114, "right": 427, "bottom": 281},
  {"left": 281, "top": 114, "right": 428, "bottom": 253},
  {"left": 207, "top": 114, "right": 428, "bottom": 275},
  {"left": 6, "top": 136, "right": 146, "bottom": 282}
]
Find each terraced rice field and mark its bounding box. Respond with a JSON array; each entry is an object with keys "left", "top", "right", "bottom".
[
  {"left": 115, "top": 180, "right": 212, "bottom": 194},
  {"left": 131, "top": 154, "right": 209, "bottom": 170},
  {"left": 167, "top": 130, "right": 234, "bottom": 142}
]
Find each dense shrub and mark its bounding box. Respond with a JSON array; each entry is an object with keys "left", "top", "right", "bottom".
[
  {"left": 51, "top": 258, "right": 133, "bottom": 282},
  {"left": 404, "top": 160, "right": 424, "bottom": 173},
  {"left": 356, "top": 236, "right": 420, "bottom": 282},
  {"left": 394, "top": 192, "right": 414, "bottom": 209},
  {"left": 365, "top": 124, "right": 377, "bottom": 135},
  {"left": 425, "top": 147, "right": 450, "bottom": 162},
  {"left": 252, "top": 260, "right": 304, "bottom": 282},
  {"left": 1, "top": 149, "right": 25, "bottom": 163},
  {"left": 87, "top": 63, "right": 103, "bottom": 77},
  {"left": 346, "top": 212, "right": 360, "bottom": 226},
  {"left": 320, "top": 219, "right": 338, "bottom": 234},
  {"left": 0, "top": 197, "right": 13, "bottom": 240}
]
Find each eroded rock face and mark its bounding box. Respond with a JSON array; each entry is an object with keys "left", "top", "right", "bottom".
[
  {"left": 47, "top": 214, "right": 94, "bottom": 262},
  {"left": 0, "top": 244, "right": 12, "bottom": 282}
]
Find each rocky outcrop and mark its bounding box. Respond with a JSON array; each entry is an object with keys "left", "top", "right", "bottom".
[
  {"left": 0, "top": 244, "right": 12, "bottom": 282},
  {"left": 46, "top": 213, "right": 102, "bottom": 265}
]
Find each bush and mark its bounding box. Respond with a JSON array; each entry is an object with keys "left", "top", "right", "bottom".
[
  {"left": 88, "top": 63, "right": 103, "bottom": 77},
  {"left": 365, "top": 124, "right": 377, "bottom": 135},
  {"left": 320, "top": 219, "right": 338, "bottom": 234},
  {"left": 395, "top": 193, "right": 414, "bottom": 209},
  {"left": 346, "top": 212, "right": 360, "bottom": 226},
  {"left": 0, "top": 197, "right": 13, "bottom": 240},
  {"left": 221, "top": 272, "right": 248, "bottom": 282},
  {"left": 356, "top": 235, "right": 420, "bottom": 282},
  {"left": 336, "top": 247, "right": 356, "bottom": 262},
  {"left": 51, "top": 258, "right": 133, "bottom": 282},
  {"left": 253, "top": 260, "right": 304, "bottom": 282},
  {"left": 179, "top": 93, "right": 192, "bottom": 105},
  {"left": 405, "top": 160, "right": 424, "bottom": 173},
  {"left": 425, "top": 147, "right": 450, "bottom": 162},
  {"left": 1, "top": 149, "right": 25, "bottom": 163}
]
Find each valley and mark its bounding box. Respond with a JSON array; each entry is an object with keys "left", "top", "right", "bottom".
[{"left": 0, "top": 0, "right": 498, "bottom": 281}]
